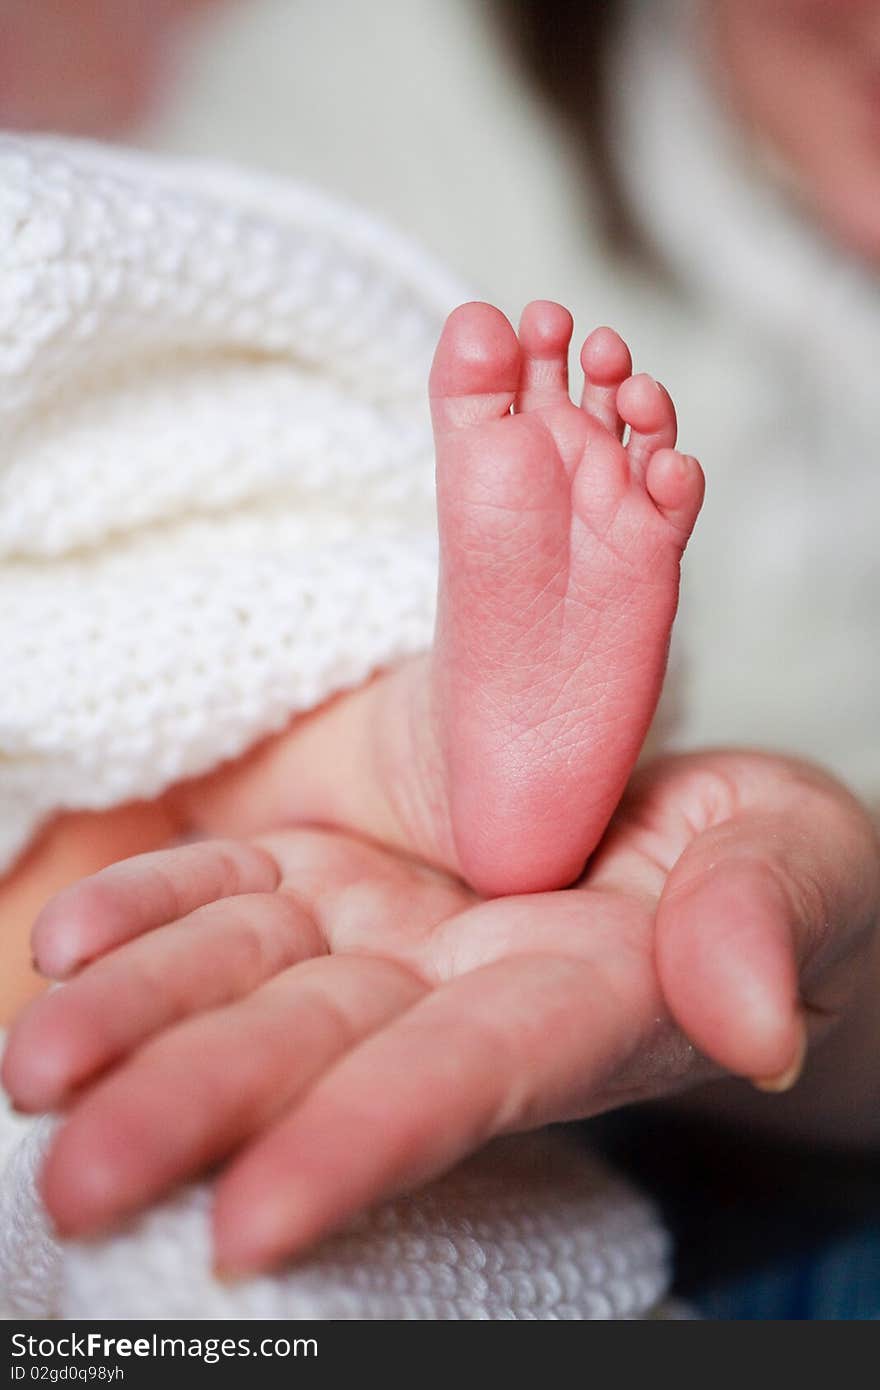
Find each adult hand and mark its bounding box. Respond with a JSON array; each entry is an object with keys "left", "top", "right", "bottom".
[{"left": 3, "top": 749, "right": 877, "bottom": 1274}]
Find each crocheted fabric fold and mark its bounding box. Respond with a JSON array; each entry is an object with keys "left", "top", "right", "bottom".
[
  {"left": 0, "top": 133, "right": 464, "bottom": 871},
  {"left": 0, "top": 1086, "right": 672, "bottom": 1320}
]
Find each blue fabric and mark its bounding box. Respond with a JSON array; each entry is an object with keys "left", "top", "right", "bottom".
[
  {"left": 693, "top": 1223, "right": 880, "bottom": 1320},
  {"left": 573, "top": 1112, "right": 880, "bottom": 1321}
]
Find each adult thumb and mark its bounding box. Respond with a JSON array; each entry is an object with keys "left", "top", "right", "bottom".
[{"left": 655, "top": 783, "right": 878, "bottom": 1087}]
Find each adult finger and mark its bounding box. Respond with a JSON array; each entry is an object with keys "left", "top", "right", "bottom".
[
  {"left": 31, "top": 839, "right": 280, "bottom": 979},
  {"left": 3, "top": 891, "right": 323, "bottom": 1112},
  {"left": 211, "top": 946, "right": 670, "bottom": 1274},
  {"left": 39, "top": 954, "right": 426, "bottom": 1238}
]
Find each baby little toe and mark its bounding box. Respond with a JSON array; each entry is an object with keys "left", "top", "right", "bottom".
[{"left": 645, "top": 448, "right": 705, "bottom": 541}]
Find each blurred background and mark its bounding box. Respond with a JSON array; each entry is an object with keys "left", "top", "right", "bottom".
[{"left": 0, "top": 0, "right": 646, "bottom": 328}]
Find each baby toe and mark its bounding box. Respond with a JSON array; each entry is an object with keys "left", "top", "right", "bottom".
[
  {"left": 515, "top": 299, "right": 574, "bottom": 413},
  {"left": 645, "top": 448, "right": 704, "bottom": 541},
  {"left": 618, "top": 374, "right": 678, "bottom": 480},
  {"left": 429, "top": 302, "right": 521, "bottom": 432},
  {"left": 579, "top": 326, "right": 632, "bottom": 437}
]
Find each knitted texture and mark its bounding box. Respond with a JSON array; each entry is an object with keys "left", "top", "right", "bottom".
[
  {"left": 0, "top": 1085, "right": 671, "bottom": 1320},
  {"left": 0, "top": 133, "right": 465, "bottom": 872},
  {"left": 0, "top": 1113, "right": 61, "bottom": 1320},
  {"left": 0, "top": 135, "right": 677, "bottom": 1322}
]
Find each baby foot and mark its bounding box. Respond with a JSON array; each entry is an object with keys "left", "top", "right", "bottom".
[{"left": 430, "top": 301, "right": 703, "bottom": 895}]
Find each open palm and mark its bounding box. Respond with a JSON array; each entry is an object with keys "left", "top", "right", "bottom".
[{"left": 3, "top": 749, "right": 877, "bottom": 1274}]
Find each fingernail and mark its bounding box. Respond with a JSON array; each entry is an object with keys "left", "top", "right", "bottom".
[
  {"left": 33, "top": 947, "right": 78, "bottom": 981},
  {"left": 31, "top": 953, "right": 56, "bottom": 980},
  {"left": 752, "top": 1017, "right": 808, "bottom": 1094}
]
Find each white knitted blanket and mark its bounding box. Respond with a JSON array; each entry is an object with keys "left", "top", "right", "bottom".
[
  {"left": 0, "top": 132, "right": 460, "bottom": 872},
  {"left": 0, "top": 1086, "right": 671, "bottom": 1320},
  {"left": 0, "top": 136, "right": 675, "bottom": 1319}
]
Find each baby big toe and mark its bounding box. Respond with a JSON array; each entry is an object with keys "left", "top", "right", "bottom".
[{"left": 429, "top": 302, "right": 521, "bottom": 433}]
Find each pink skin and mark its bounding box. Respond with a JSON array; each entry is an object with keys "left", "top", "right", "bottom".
[
  {"left": 0, "top": 0, "right": 228, "bottom": 137},
  {"left": 430, "top": 301, "right": 703, "bottom": 895},
  {"left": 709, "top": 0, "right": 880, "bottom": 263},
  {"left": 0, "top": 0, "right": 878, "bottom": 1287},
  {"left": 3, "top": 750, "right": 877, "bottom": 1273}
]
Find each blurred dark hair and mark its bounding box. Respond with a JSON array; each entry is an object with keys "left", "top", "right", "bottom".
[{"left": 490, "top": 0, "right": 637, "bottom": 253}]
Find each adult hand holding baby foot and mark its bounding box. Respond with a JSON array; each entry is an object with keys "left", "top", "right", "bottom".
[
  {"left": 2, "top": 297, "right": 876, "bottom": 1289},
  {"left": 430, "top": 302, "right": 703, "bottom": 895},
  {"left": 4, "top": 748, "right": 877, "bottom": 1275},
  {"left": 160, "top": 302, "right": 703, "bottom": 898}
]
